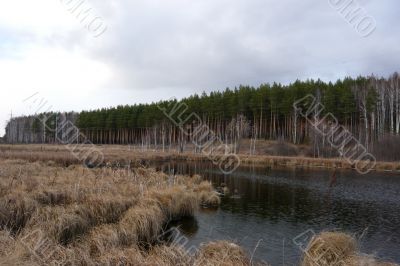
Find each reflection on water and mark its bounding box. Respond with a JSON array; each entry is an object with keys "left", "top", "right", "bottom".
[
  {"left": 150, "top": 160, "right": 400, "bottom": 265},
  {"left": 166, "top": 216, "right": 199, "bottom": 237}
]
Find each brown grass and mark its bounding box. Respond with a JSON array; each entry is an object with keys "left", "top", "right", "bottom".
[
  {"left": 0, "top": 230, "right": 13, "bottom": 257},
  {"left": 1, "top": 143, "right": 399, "bottom": 172},
  {"left": 0, "top": 193, "right": 37, "bottom": 234},
  {"left": 34, "top": 190, "right": 73, "bottom": 205},
  {"left": 96, "top": 247, "right": 145, "bottom": 265},
  {"left": 0, "top": 157, "right": 397, "bottom": 265},
  {"left": 302, "top": 232, "right": 398, "bottom": 266},
  {"left": 146, "top": 245, "right": 193, "bottom": 265},
  {"left": 195, "top": 240, "right": 250, "bottom": 266},
  {"left": 199, "top": 190, "right": 221, "bottom": 207},
  {"left": 302, "top": 231, "right": 357, "bottom": 266},
  {"left": 195, "top": 181, "right": 222, "bottom": 207},
  {"left": 0, "top": 158, "right": 226, "bottom": 265}
]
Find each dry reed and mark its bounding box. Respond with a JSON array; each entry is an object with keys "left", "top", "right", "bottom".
[
  {"left": 195, "top": 240, "right": 250, "bottom": 266},
  {"left": 2, "top": 144, "right": 399, "bottom": 173},
  {"left": 0, "top": 157, "right": 397, "bottom": 265},
  {"left": 302, "top": 232, "right": 398, "bottom": 266}
]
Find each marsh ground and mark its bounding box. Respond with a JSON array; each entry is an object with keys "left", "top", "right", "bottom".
[{"left": 0, "top": 145, "right": 397, "bottom": 265}]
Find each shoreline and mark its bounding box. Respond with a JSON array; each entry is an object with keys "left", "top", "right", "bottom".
[
  {"left": 0, "top": 158, "right": 397, "bottom": 265},
  {"left": 0, "top": 144, "right": 399, "bottom": 173}
]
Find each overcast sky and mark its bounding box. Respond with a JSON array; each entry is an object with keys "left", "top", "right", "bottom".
[{"left": 1, "top": 0, "right": 399, "bottom": 136}]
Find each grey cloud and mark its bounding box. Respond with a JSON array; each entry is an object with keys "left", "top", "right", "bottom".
[{"left": 86, "top": 0, "right": 399, "bottom": 92}]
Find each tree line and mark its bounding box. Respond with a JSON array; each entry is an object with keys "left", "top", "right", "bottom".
[{"left": 5, "top": 72, "right": 400, "bottom": 157}]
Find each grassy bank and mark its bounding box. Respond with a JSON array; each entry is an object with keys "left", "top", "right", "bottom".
[
  {"left": 0, "top": 144, "right": 399, "bottom": 173},
  {"left": 0, "top": 159, "right": 227, "bottom": 265},
  {"left": 0, "top": 159, "right": 397, "bottom": 265}
]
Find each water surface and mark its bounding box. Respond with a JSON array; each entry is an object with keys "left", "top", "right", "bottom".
[{"left": 151, "top": 161, "right": 400, "bottom": 265}]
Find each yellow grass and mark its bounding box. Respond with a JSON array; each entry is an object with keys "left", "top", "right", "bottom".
[
  {"left": 0, "top": 158, "right": 226, "bottom": 265},
  {"left": 195, "top": 240, "right": 250, "bottom": 266},
  {"left": 1, "top": 144, "right": 399, "bottom": 172},
  {"left": 302, "top": 232, "right": 398, "bottom": 266},
  {"left": 195, "top": 181, "right": 222, "bottom": 207},
  {"left": 302, "top": 232, "right": 357, "bottom": 266},
  {"left": 0, "top": 157, "right": 397, "bottom": 265}
]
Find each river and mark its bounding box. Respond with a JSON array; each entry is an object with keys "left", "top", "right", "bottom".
[{"left": 149, "top": 160, "right": 400, "bottom": 265}]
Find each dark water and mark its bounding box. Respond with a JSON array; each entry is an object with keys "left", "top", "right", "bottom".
[{"left": 150, "top": 161, "right": 400, "bottom": 265}]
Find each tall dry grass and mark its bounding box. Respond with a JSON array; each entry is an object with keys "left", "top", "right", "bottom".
[
  {"left": 195, "top": 241, "right": 251, "bottom": 266},
  {"left": 0, "top": 158, "right": 397, "bottom": 265},
  {"left": 1, "top": 143, "right": 400, "bottom": 172},
  {"left": 302, "top": 232, "right": 398, "bottom": 266},
  {"left": 0, "top": 158, "right": 238, "bottom": 265}
]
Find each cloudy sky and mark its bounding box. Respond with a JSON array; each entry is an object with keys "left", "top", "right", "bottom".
[{"left": 1, "top": 0, "right": 399, "bottom": 135}]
